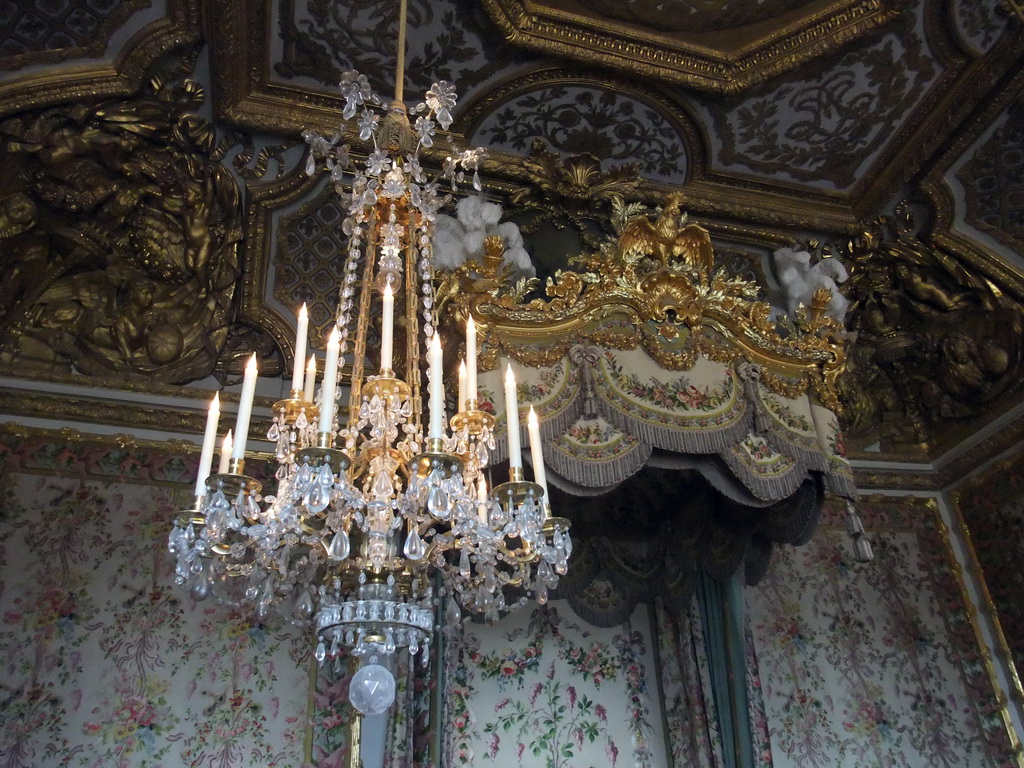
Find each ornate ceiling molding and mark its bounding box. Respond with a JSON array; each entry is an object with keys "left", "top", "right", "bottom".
[
  {"left": 481, "top": 0, "right": 902, "bottom": 94},
  {"left": 0, "top": 0, "right": 199, "bottom": 115}
]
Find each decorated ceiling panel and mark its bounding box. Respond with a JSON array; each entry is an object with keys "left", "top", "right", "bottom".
[
  {"left": 270, "top": 0, "right": 531, "bottom": 113},
  {"left": 953, "top": 0, "right": 1011, "bottom": 53},
  {"left": 464, "top": 77, "right": 690, "bottom": 184},
  {"left": 689, "top": 7, "right": 940, "bottom": 191},
  {"left": 954, "top": 96, "right": 1024, "bottom": 254},
  {"left": 0, "top": 0, "right": 150, "bottom": 70}
]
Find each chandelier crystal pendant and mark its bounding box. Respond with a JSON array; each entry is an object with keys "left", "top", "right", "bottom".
[{"left": 167, "top": 0, "right": 570, "bottom": 715}]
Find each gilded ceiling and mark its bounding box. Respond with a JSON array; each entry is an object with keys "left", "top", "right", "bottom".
[{"left": 0, "top": 0, "right": 1023, "bottom": 468}]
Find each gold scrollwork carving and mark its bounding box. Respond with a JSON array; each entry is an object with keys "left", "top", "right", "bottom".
[{"left": 439, "top": 194, "right": 847, "bottom": 409}]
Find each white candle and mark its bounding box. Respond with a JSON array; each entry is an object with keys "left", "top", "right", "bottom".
[
  {"left": 303, "top": 355, "right": 317, "bottom": 403},
  {"left": 477, "top": 476, "right": 489, "bottom": 524},
  {"left": 466, "top": 316, "right": 477, "bottom": 403},
  {"left": 381, "top": 283, "right": 394, "bottom": 373},
  {"left": 218, "top": 430, "right": 233, "bottom": 474},
  {"left": 231, "top": 354, "right": 259, "bottom": 461},
  {"left": 319, "top": 326, "right": 341, "bottom": 434},
  {"left": 457, "top": 359, "right": 467, "bottom": 412},
  {"left": 291, "top": 303, "right": 309, "bottom": 392},
  {"left": 194, "top": 393, "right": 220, "bottom": 496},
  {"left": 527, "top": 406, "right": 548, "bottom": 500},
  {"left": 428, "top": 333, "right": 445, "bottom": 440},
  {"left": 504, "top": 364, "right": 521, "bottom": 469}
]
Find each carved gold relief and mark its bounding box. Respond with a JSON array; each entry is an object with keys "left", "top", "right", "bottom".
[
  {"left": 439, "top": 194, "right": 847, "bottom": 409},
  {"left": 841, "top": 203, "right": 1024, "bottom": 447},
  {"left": 0, "top": 59, "right": 243, "bottom": 384}
]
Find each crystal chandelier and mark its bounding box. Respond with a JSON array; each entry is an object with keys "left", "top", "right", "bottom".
[{"left": 167, "top": 0, "right": 570, "bottom": 715}]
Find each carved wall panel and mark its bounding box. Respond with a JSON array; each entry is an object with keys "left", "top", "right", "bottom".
[{"left": 0, "top": 0, "right": 150, "bottom": 71}]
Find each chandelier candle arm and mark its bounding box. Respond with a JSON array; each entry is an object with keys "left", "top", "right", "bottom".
[
  {"left": 292, "top": 304, "right": 309, "bottom": 393},
  {"left": 381, "top": 283, "right": 395, "bottom": 374},
  {"left": 231, "top": 354, "right": 259, "bottom": 462},
  {"left": 466, "top": 316, "right": 477, "bottom": 403},
  {"left": 217, "top": 430, "right": 232, "bottom": 474},
  {"left": 428, "top": 333, "right": 445, "bottom": 439},
  {"left": 504, "top": 364, "right": 522, "bottom": 470},
  {"left": 193, "top": 393, "right": 221, "bottom": 497},
  {"left": 304, "top": 355, "right": 317, "bottom": 403},
  {"left": 319, "top": 326, "right": 341, "bottom": 434},
  {"left": 527, "top": 405, "right": 548, "bottom": 503}
]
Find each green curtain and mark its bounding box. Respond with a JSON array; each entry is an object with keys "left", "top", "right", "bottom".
[{"left": 696, "top": 571, "right": 754, "bottom": 768}]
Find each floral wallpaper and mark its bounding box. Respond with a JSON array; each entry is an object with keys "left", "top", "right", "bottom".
[
  {"left": 746, "top": 496, "right": 1017, "bottom": 768},
  {"left": 954, "top": 447, "right": 1024, "bottom": 678},
  {"left": 442, "top": 602, "right": 669, "bottom": 768},
  {"left": 0, "top": 437, "right": 312, "bottom": 768},
  {"left": 2, "top": 432, "right": 1015, "bottom": 768}
]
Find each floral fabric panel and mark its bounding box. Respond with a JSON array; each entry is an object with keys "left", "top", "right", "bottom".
[
  {"left": 480, "top": 345, "right": 849, "bottom": 501},
  {"left": 441, "top": 601, "right": 669, "bottom": 768},
  {"left": 746, "top": 498, "right": 1016, "bottom": 767},
  {"left": 721, "top": 434, "right": 802, "bottom": 502},
  {"left": 0, "top": 472, "right": 311, "bottom": 768}
]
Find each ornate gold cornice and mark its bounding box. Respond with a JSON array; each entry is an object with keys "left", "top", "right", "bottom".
[
  {"left": 0, "top": 383, "right": 274, "bottom": 442},
  {"left": 850, "top": 406, "right": 1024, "bottom": 490},
  {"left": 0, "top": 420, "right": 196, "bottom": 456},
  {"left": 481, "top": 0, "right": 900, "bottom": 94},
  {"left": 0, "top": 0, "right": 200, "bottom": 116},
  {"left": 936, "top": 410, "right": 1024, "bottom": 488},
  {"left": 851, "top": 467, "right": 938, "bottom": 492}
]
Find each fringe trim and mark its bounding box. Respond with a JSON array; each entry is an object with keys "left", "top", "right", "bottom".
[
  {"left": 546, "top": 439, "right": 652, "bottom": 489},
  {"left": 720, "top": 446, "right": 806, "bottom": 501}
]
